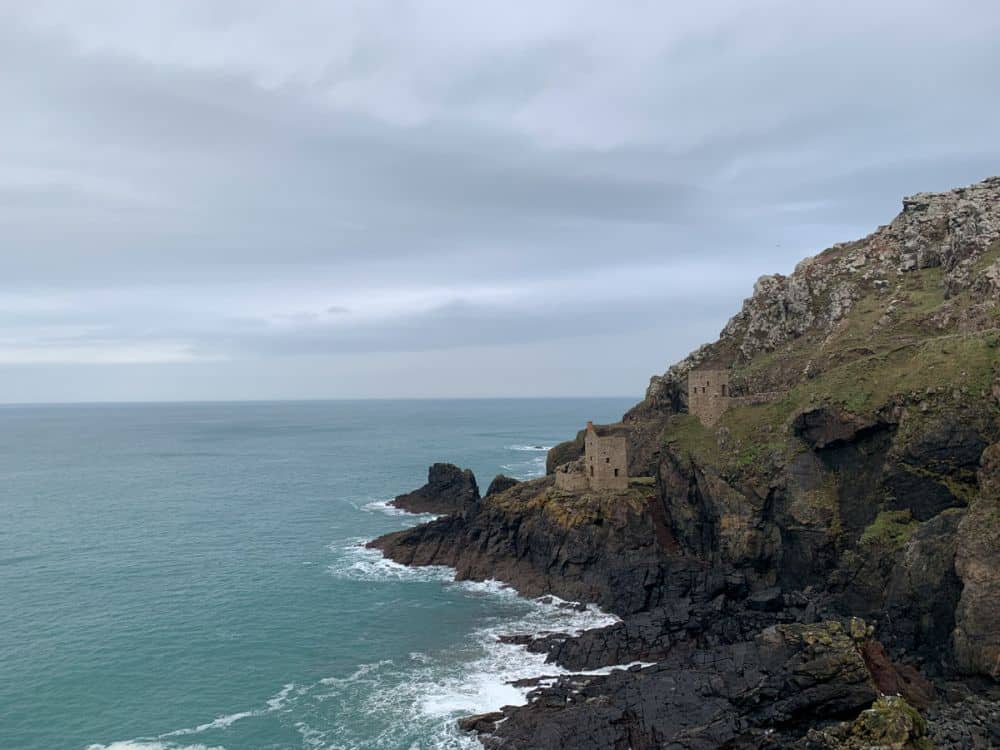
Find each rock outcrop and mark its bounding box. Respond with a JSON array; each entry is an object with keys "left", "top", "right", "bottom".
[
  {"left": 484, "top": 474, "right": 519, "bottom": 497},
  {"left": 390, "top": 462, "right": 479, "bottom": 514},
  {"left": 373, "top": 479, "right": 669, "bottom": 614},
  {"left": 796, "top": 695, "right": 932, "bottom": 750}
]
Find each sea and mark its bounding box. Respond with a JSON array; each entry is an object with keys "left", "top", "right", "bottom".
[{"left": 0, "top": 398, "right": 635, "bottom": 750}]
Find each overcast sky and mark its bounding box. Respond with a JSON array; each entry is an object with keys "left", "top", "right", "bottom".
[{"left": 1, "top": 1, "right": 998, "bottom": 403}]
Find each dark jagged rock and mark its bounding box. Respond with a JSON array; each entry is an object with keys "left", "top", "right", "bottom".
[
  {"left": 794, "top": 695, "right": 932, "bottom": 750},
  {"left": 860, "top": 639, "right": 936, "bottom": 711},
  {"left": 390, "top": 462, "right": 479, "bottom": 515},
  {"left": 528, "top": 587, "right": 825, "bottom": 671},
  {"left": 479, "top": 621, "right": 876, "bottom": 750},
  {"left": 792, "top": 407, "right": 884, "bottom": 449},
  {"left": 926, "top": 691, "right": 1000, "bottom": 748},
  {"left": 953, "top": 442, "right": 1000, "bottom": 679},
  {"left": 883, "top": 509, "right": 965, "bottom": 664},
  {"left": 457, "top": 712, "right": 505, "bottom": 734},
  {"left": 881, "top": 416, "right": 986, "bottom": 521},
  {"left": 484, "top": 474, "right": 519, "bottom": 497},
  {"left": 545, "top": 432, "right": 584, "bottom": 474}
]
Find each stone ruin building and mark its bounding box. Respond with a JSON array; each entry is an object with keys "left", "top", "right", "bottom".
[
  {"left": 554, "top": 421, "right": 629, "bottom": 492},
  {"left": 688, "top": 369, "right": 732, "bottom": 426}
]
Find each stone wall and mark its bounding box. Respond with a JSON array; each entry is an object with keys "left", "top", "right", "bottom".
[
  {"left": 688, "top": 369, "right": 732, "bottom": 426},
  {"left": 554, "top": 459, "right": 590, "bottom": 491},
  {"left": 730, "top": 392, "right": 784, "bottom": 408}
]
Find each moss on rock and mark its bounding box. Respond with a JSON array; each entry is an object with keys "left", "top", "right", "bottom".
[{"left": 859, "top": 510, "right": 919, "bottom": 550}]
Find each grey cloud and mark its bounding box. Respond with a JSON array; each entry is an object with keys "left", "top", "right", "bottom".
[{"left": 0, "top": 2, "right": 999, "bottom": 399}]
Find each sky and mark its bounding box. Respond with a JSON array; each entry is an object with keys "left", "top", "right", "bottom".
[{"left": 1, "top": 1, "right": 999, "bottom": 403}]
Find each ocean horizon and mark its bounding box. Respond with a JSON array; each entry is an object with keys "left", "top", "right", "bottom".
[
  {"left": 0, "top": 396, "right": 642, "bottom": 408},
  {"left": 1, "top": 398, "right": 634, "bottom": 750}
]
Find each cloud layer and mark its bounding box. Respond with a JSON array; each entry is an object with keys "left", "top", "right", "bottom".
[{"left": 2, "top": 1, "right": 999, "bottom": 401}]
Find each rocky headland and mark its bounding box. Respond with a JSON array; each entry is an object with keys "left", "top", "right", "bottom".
[{"left": 370, "top": 176, "right": 1000, "bottom": 748}]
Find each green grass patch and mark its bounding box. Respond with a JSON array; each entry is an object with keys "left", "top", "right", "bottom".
[
  {"left": 628, "top": 476, "right": 656, "bottom": 487},
  {"left": 661, "top": 413, "right": 719, "bottom": 463},
  {"left": 859, "top": 510, "right": 919, "bottom": 549},
  {"left": 491, "top": 481, "right": 654, "bottom": 529}
]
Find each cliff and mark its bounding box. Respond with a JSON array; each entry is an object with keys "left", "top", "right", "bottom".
[{"left": 371, "top": 176, "right": 1000, "bottom": 748}]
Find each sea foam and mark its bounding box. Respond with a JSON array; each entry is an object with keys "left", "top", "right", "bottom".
[
  {"left": 360, "top": 497, "right": 442, "bottom": 520},
  {"left": 298, "top": 580, "right": 626, "bottom": 749},
  {"left": 326, "top": 538, "right": 455, "bottom": 583},
  {"left": 86, "top": 742, "right": 224, "bottom": 750}
]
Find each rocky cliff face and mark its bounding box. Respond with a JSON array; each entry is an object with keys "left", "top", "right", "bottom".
[
  {"left": 371, "top": 176, "right": 1000, "bottom": 748},
  {"left": 374, "top": 478, "right": 671, "bottom": 614}
]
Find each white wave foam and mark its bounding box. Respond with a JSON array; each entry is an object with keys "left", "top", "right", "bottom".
[
  {"left": 326, "top": 539, "right": 455, "bottom": 583},
  {"left": 360, "top": 498, "right": 409, "bottom": 516},
  {"left": 102, "top": 540, "right": 630, "bottom": 749},
  {"left": 400, "top": 591, "right": 628, "bottom": 750},
  {"left": 311, "top": 583, "right": 624, "bottom": 748},
  {"left": 265, "top": 682, "right": 297, "bottom": 711},
  {"left": 319, "top": 660, "right": 395, "bottom": 687},
  {"left": 92, "top": 682, "right": 300, "bottom": 750},
  {"left": 504, "top": 444, "right": 552, "bottom": 452},
  {"left": 360, "top": 497, "right": 442, "bottom": 520},
  {"left": 499, "top": 457, "right": 547, "bottom": 480},
  {"left": 97, "top": 580, "right": 632, "bottom": 750}
]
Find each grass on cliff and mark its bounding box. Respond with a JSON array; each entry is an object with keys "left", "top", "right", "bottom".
[
  {"left": 659, "top": 251, "right": 999, "bottom": 491},
  {"left": 662, "top": 328, "right": 997, "bottom": 484},
  {"left": 791, "top": 330, "right": 998, "bottom": 417},
  {"left": 489, "top": 480, "right": 655, "bottom": 529},
  {"left": 858, "top": 510, "right": 919, "bottom": 550}
]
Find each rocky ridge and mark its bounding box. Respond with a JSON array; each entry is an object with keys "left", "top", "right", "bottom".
[{"left": 371, "top": 176, "right": 1000, "bottom": 748}]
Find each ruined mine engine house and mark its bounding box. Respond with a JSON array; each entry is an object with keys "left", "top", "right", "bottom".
[{"left": 554, "top": 421, "right": 628, "bottom": 492}]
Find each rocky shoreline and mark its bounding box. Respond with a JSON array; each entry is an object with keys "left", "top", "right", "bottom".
[{"left": 370, "top": 177, "right": 1000, "bottom": 748}]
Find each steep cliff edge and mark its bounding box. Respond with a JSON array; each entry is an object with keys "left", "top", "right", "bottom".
[{"left": 371, "top": 176, "right": 1000, "bottom": 748}]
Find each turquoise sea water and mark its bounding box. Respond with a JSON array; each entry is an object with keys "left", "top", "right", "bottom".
[{"left": 0, "top": 398, "right": 634, "bottom": 750}]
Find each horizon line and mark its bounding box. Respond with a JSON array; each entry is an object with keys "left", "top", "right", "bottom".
[{"left": 0, "top": 395, "right": 643, "bottom": 408}]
